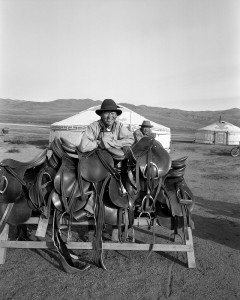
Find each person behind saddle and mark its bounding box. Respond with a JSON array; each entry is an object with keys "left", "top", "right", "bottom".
[
  {"left": 78, "top": 99, "right": 134, "bottom": 152},
  {"left": 133, "top": 120, "right": 156, "bottom": 143}
]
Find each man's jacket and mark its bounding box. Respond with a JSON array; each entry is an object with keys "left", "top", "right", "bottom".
[{"left": 78, "top": 120, "right": 134, "bottom": 152}]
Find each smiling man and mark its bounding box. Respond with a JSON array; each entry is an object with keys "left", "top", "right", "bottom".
[
  {"left": 133, "top": 120, "right": 156, "bottom": 143},
  {"left": 78, "top": 99, "right": 134, "bottom": 152}
]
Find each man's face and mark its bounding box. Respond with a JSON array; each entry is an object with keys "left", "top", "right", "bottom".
[
  {"left": 142, "top": 127, "right": 151, "bottom": 135},
  {"left": 101, "top": 111, "right": 117, "bottom": 127}
]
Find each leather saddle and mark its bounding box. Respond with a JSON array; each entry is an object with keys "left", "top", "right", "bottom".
[
  {"left": 0, "top": 135, "right": 195, "bottom": 273},
  {"left": 0, "top": 149, "right": 48, "bottom": 204},
  {"left": 52, "top": 154, "right": 91, "bottom": 215},
  {"left": 107, "top": 137, "right": 171, "bottom": 213},
  {"left": 155, "top": 156, "right": 194, "bottom": 237},
  {"left": 0, "top": 149, "right": 51, "bottom": 232}
]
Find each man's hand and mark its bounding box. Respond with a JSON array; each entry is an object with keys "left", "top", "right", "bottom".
[
  {"left": 101, "top": 136, "right": 119, "bottom": 149},
  {"left": 97, "top": 139, "right": 105, "bottom": 149}
]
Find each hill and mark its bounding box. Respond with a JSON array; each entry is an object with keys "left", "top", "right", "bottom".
[{"left": 1, "top": 98, "right": 240, "bottom": 131}]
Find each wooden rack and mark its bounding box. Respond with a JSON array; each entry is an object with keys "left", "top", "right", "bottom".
[{"left": 0, "top": 217, "right": 196, "bottom": 268}]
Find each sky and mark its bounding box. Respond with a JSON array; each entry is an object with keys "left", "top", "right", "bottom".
[{"left": 0, "top": 0, "right": 240, "bottom": 111}]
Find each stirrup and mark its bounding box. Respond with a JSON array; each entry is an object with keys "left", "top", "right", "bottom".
[{"left": 141, "top": 195, "right": 155, "bottom": 212}]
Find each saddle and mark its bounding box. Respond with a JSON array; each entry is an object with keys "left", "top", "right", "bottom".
[
  {"left": 0, "top": 136, "right": 195, "bottom": 273},
  {"left": 107, "top": 137, "right": 171, "bottom": 217},
  {"left": 0, "top": 149, "right": 51, "bottom": 232},
  {"left": 53, "top": 155, "right": 91, "bottom": 214},
  {"left": 0, "top": 149, "right": 48, "bottom": 204},
  {"left": 156, "top": 156, "right": 194, "bottom": 238},
  {"left": 60, "top": 137, "right": 77, "bottom": 154}
]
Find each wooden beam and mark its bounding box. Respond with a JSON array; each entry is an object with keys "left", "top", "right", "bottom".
[
  {"left": 0, "top": 240, "right": 193, "bottom": 252},
  {"left": 0, "top": 218, "right": 196, "bottom": 269}
]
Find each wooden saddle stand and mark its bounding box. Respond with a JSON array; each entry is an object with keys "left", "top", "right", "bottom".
[{"left": 0, "top": 137, "right": 196, "bottom": 272}]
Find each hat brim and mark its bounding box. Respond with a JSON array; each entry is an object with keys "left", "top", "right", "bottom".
[
  {"left": 140, "top": 125, "right": 153, "bottom": 128},
  {"left": 96, "top": 108, "right": 122, "bottom": 116}
]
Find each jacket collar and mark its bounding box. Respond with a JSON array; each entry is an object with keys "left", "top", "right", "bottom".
[{"left": 99, "top": 119, "right": 117, "bottom": 132}]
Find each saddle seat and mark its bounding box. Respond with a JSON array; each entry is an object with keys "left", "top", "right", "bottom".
[
  {"left": 0, "top": 148, "right": 47, "bottom": 170},
  {"left": 60, "top": 137, "right": 77, "bottom": 154}
]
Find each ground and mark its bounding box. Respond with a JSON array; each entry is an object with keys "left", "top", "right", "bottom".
[{"left": 0, "top": 132, "right": 240, "bottom": 300}]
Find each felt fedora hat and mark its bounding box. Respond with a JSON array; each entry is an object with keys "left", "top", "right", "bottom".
[
  {"left": 96, "top": 99, "right": 122, "bottom": 116},
  {"left": 140, "top": 120, "right": 153, "bottom": 128}
]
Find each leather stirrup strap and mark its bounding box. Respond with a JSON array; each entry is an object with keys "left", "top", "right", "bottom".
[
  {"left": 77, "top": 152, "right": 93, "bottom": 202},
  {"left": 52, "top": 209, "right": 90, "bottom": 273},
  {"left": 92, "top": 176, "right": 110, "bottom": 269},
  {"left": 3, "top": 166, "right": 26, "bottom": 186},
  {"left": 0, "top": 203, "right": 14, "bottom": 233},
  {"left": 182, "top": 205, "right": 189, "bottom": 240},
  {"left": 117, "top": 208, "right": 129, "bottom": 242}
]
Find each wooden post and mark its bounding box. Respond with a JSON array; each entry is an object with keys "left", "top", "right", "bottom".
[
  {"left": 0, "top": 224, "right": 9, "bottom": 264},
  {"left": 35, "top": 215, "right": 49, "bottom": 238},
  {"left": 185, "top": 227, "right": 196, "bottom": 268}
]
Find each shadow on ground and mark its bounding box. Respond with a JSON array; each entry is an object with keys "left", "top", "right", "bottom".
[
  {"left": 192, "top": 196, "right": 240, "bottom": 250},
  {"left": 27, "top": 139, "right": 49, "bottom": 148}
]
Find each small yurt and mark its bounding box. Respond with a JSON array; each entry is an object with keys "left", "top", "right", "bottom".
[
  {"left": 50, "top": 105, "right": 171, "bottom": 151},
  {"left": 195, "top": 120, "right": 240, "bottom": 145}
]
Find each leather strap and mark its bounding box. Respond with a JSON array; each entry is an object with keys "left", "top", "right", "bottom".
[
  {"left": 52, "top": 209, "right": 90, "bottom": 273},
  {"left": 0, "top": 203, "right": 14, "bottom": 233},
  {"left": 92, "top": 176, "right": 110, "bottom": 269}
]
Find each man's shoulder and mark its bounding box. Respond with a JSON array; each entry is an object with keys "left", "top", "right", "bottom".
[
  {"left": 134, "top": 128, "right": 142, "bottom": 133},
  {"left": 115, "top": 120, "right": 123, "bottom": 126},
  {"left": 87, "top": 120, "right": 100, "bottom": 128}
]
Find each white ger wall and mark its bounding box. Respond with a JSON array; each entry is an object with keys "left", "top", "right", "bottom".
[
  {"left": 49, "top": 128, "right": 171, "bottom": 151},
  {"left": 195, "top": 131, "right": 240, "bottom": 145}
]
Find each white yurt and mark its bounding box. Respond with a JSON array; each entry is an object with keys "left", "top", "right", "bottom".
[
  {"left": 50, "top": 105, "right": 171, "bottom": 151},
  {"left": 195, "top": 120, "right": 240, "bottom": 145}
]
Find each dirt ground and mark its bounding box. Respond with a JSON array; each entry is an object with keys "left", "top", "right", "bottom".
[{"left": 0, "top": 136, "right": 240, "bottom": 300}]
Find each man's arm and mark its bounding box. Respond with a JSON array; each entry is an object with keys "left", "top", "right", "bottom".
[
  {"left": 133, "top": 129, "right": 143, "bottom": 143},
  {"left": 78, "top": 124, "right": 99, "bottom": 152},
  {"left": 101, "top": 125, "right": 134, "bottom": 149}
]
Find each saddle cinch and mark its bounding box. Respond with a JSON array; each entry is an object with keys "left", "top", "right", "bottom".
[{"left": 0, "top": 136, "right": 195, "bottom": 273}]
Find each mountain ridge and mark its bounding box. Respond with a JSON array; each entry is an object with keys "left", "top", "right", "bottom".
[{"left": 1, "top": 98, "right": 240, "bottom": 130}]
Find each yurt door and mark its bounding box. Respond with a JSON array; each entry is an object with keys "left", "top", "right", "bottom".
[{"left": 215, "top": 132, "right": 226, "bottom": 144}]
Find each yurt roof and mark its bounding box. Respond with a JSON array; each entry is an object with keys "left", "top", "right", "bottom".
[
  {"left": 51, "top": 105, "right": 170, "bottom": 133},
  {"left": 197, "top": 121, "right": 240, "bottom": 132}
]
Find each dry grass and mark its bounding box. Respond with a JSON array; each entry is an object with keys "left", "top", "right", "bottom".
[
  {"left": 5, "top": 136, "right": 26, "bottom": 145},
  {"left": 6, "top": 148, "right": 20, "bottom": 153}
]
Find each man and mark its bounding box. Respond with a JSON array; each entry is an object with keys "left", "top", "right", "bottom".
[
  {"left": 78, "top": 99, "right": 134, "bottom": 152},
  {"left": 133, "top": 120, "right": 156, "bottom": 143},
  {"left": 78, "top": 99, "right": 133, "bottom": 223}
]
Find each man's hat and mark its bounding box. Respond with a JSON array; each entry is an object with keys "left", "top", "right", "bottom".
[
  {"left": 140, "top": 120, "right": 153, "bottom": 128},
  {"left": 96, "top": 99, "right": 122, "bottom": 116}
]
